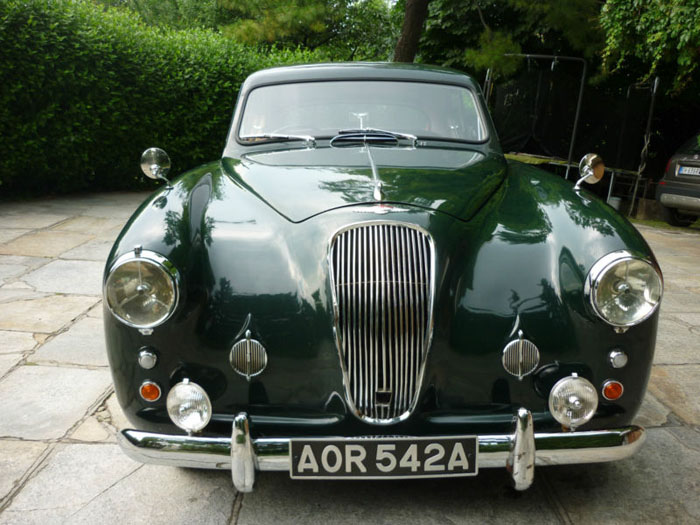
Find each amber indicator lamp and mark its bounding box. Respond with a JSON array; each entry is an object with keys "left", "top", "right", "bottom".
[
  {"left": 140, "top": 381, "right": 161, "bottom": 402},
  {"left": 602, "top": 380, "right": 624, "bottom": 401}
]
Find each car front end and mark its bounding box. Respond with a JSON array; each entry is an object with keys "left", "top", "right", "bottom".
[{"left": 104, "top": 63, "right": 662, "bottom": 492}]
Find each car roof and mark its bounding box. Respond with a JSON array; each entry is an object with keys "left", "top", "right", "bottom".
[{"left": 241, "top": 62, "right": 479, "bottom": 92}]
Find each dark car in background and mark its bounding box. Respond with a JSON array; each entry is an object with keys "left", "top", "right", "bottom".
[{"left": 656, "top": 132, "right": 700, "bottom": 226}]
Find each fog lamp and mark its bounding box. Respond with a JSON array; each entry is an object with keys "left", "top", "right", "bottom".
[
  {"left": 548, "top": 374, "right": 598, "bottom": 430},
  {"left": 166, "top": 379, "right": 212, "bottom": 433}
]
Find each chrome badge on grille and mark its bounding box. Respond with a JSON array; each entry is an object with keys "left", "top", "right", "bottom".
[{"left": 329, "top": 222, "right": 435, "bottom": 424}]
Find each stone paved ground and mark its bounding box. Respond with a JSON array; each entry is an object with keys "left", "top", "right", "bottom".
[{"left": 0, "top": 193, "right": 698, "bottom": 524}]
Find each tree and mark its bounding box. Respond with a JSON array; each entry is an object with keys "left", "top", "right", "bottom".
[
  {"left": 420, "top": 0, "right": 602, "bottom": 78},
  {"left": 393, "top": 0, "right": 430, "bottom": 62},
  {"left": 218, "top": 0, "right": 395, "bottom": 61},
  {"left": 599, "top": 0, "right": 700, "bottom": 93}
]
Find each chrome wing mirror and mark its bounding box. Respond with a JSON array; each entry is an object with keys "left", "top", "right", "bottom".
[
  {"left": 141, "top": 147, "right": 172, "bottom": 188},
  {"left": 574, "top": 153, "right": 605, "bottom": 191}
]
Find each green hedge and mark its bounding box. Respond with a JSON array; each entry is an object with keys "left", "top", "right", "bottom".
[{"left": 0, "top": 0, "right": 320, "bottom": 195}]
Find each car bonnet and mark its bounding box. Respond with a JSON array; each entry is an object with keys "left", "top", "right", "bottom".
[{"left": 222, "top": 145, "right": 507, "bottom": 223}]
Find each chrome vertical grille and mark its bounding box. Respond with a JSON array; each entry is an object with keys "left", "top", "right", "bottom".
[{"left": 330, "top": 222, "right": 434, "bottom": 423}]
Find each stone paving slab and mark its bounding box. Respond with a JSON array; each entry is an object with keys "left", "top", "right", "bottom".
[
  {"left": 0, "top": 288, "right": 47, "bottom": 304},
  {"left": 33, "top": 317, "right": 108, "bottom": 367},
  {"left": 60, "top": 239, "right": 114, "bottom": 261},
  {"left": 0, "top": 295, "right": 97, "bottom": 332},
  {"left": 0, "top": 214, "right": 69, "bottom": 230},
  {"left": 633, "top": 392, "right": 672, "bottom": 428},
  {"left": 50, "top": 216, "right": 125, "bottom": 235},
  {"left": 238, "top": 471, "right": 561, "bottom": 525},
  {"left": 0, "top": 230, "right": 30, "bottom": 244},
  {"left": 0, "top": 353, "right": 22, "bottom": 378},
  {"left": 0, "top": 444, "right": 235, "bottom": 525},
  {"left": 22, "top": 260, "right": 103, "bottom": 296},
  {"left": 0, "top": 231, "right": 92, "bottom": 258},
  {"left": 654, "top": 317, "right": 700, "bottom": 364},
  {"left": 544, "top": 427, "right": 700, "bottom": 524},
  {"left": 0, "top": 441, "right": 48, "bottom": 502},
  {"left": 69, "top": 416, "right": 113, "bottom": 443},
  {"left": 0, "top": 264, "right": 26, "bottom": 285},
  {"left": 648, "top": 365, "right": 700, "bottom": 425},
  {"left": 660, "top": 292, "right": 700, "bottom": 314},
  {"left": 0, "top": 366, "right": 111, "bottom": 440},
  {"left": 0, "top": 331, "right": 36, "bottom": 354}
]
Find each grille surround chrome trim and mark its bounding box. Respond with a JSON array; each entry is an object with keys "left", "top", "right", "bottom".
[{"left": 328, "top": 221, "right": 436, "bottom": 425}]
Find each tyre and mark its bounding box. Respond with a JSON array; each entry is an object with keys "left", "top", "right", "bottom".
[{"left": 667, "top": 208, "right": 696, "bottom": 227}]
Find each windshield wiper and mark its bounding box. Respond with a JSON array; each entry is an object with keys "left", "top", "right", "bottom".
[
  {"left": 331, "top": 128, "right": 417, "bottom": 148},
  {"left": 240, "top": 133, "right": 315, "bottom": 148}
]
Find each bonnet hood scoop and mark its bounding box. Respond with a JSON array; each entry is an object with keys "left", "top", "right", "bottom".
[{"left": 223, "top": 146, "right": 507, "bottom": 222}]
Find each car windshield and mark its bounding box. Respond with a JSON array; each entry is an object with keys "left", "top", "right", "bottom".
[{"left": 238, "top": 81, "right": 487, "bottom": 143}]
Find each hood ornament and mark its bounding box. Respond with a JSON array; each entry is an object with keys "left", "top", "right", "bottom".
[{"left": 373, "top": 181, "right": 385, "bottom": 201}]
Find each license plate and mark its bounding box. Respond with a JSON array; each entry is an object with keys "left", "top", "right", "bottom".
[
  {"left": 290, "top": 436, "right": 478, "bottom": 479},
  {"left": 679, "top": 166, "right": 700, "bottom": 175}
]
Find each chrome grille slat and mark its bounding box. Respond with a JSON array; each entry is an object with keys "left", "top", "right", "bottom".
[{"left": 330, "top": 222, "right": 434, "bottom": 423}]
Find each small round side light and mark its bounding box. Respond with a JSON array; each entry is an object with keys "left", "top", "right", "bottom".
[
  {"left": 138, "top": 349, "right": 158, "bottom": 370},
  {"left": 140, "top": 381, "right": 161, "bottom": 402},
  {"left": 602, "top": 380, "right": 624, "bottom": 401},
  {"left": 608, "top": 350, "right": 628, "bottom": 369}
]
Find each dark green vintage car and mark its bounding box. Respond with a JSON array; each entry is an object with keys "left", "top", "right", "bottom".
[{"left": 104, "top": 63, "right": 662, "bottom": 492}]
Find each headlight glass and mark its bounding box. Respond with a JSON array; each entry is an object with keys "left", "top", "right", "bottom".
[
  {"left": 589, "top": 253, "right": 662, "bottom": 327},
  {"left": 105, "top": 252, "right": 178, "bottom": 328},
  {"left": 167, "top": 380, "right": 212, "bottom": 433}
]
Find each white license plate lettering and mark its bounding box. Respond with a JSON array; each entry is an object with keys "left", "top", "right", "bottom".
[
  {"left": 375, "top": 443, "right": 397, "bottom": 472},
  {"left": 345, "top": 444, "right": 367, "bottom": 473},
  {"left": 424, "top": 443, "right": 446, "bottom": 472},
  {"left": 290, "top": 437, "right": 477, "bottom": 478}
]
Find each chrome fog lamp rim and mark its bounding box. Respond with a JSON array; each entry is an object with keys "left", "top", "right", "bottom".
[
  {"left": 166, "top": 380, "right": 212, "bottom": 433},
  {"left": 104, "top": 249, "right": 180, "bottom": 329},
  {"left": 585, "top": 250, "right": 663, "bottom": 328}
]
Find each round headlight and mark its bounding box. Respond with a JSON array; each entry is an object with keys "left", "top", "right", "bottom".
[
  {"left": 587, "top": 251, "right": 662, "bottom": 327},
  {"left": 105, "top": 250, "right": 178, "bottom": 328},
  {"left": 166, "top": 380, "right": 212, "bottom": 433},
  {"left": 548, "top": 375, "right": 598, "bottom": 429}
]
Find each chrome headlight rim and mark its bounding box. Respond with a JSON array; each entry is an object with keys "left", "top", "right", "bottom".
[
  {"left": 584, "top": 250, "right": 663, "bottom": 328},
  {"left": 104, "top": 249, "right": 180, "bottom": 329}
]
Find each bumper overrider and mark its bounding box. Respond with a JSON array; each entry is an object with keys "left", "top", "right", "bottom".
[{"left": 117, "top": 409, "right": 645, "bottom": 492}]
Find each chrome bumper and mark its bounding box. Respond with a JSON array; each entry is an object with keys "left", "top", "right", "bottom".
[{"left": 117, "top": 409, "right": 646, "bottom": 493}]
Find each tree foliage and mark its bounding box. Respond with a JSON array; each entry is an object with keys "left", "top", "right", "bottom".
[
  {"left": 600, "top": 0, "right": 700, "bottom": 93},
  {"left": 420, "top": 0, "right": 602, "bottom": 78},
  {"left": 218, "top": 0, "right": 396, "bottom": 61}
]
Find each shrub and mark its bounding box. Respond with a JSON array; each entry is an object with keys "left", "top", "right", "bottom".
[{"left": 0, "top": 0, "right": 320, "bottom": 195}]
